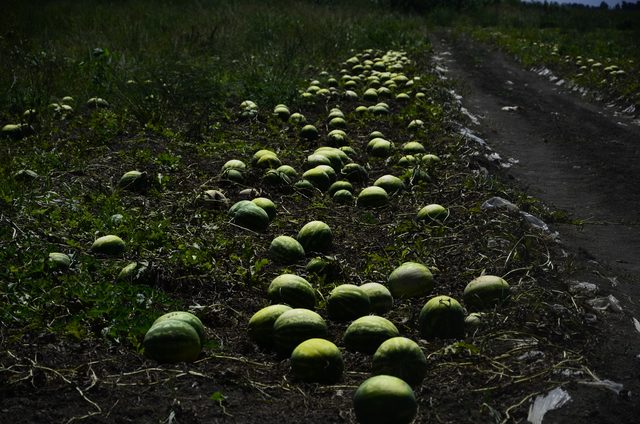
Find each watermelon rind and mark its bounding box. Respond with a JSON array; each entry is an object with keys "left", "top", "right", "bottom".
[
  {"left": 273, "top": 308, "right": 328, "bottom": 354},
  {"left": 290, "top": 338, "right": 344, "bottom": 383},
  {"left": 353, "top": 375, "right": 417, "bottom": 424},
  {"left": 143, "top": 319, "right": 201, "bottom": 363},
  {"left": 371, "top": 337, "right": 427, "bottom": 386}
]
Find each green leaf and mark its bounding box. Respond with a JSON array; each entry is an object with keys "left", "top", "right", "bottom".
[{"left": 210, "top": 391, "right": 226, "bottom": 402}]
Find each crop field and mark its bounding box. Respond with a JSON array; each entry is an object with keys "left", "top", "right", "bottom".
[{"left": 0, "top": 1, "right": 631, "bottom": 423}]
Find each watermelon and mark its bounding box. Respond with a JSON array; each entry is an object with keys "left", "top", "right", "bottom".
[
  {"left": 326, "top": 284, "right": 370, "bottom": 321},
  {"left": 229, "top": 201, "right": 270, "bottom": 232},
  {"left": 328, "top": 180, "right": 353, "bottom": 196},
  {"left": 315, "top": 164, "right": 338, "bottom": 183},
  {"left": 341, "top": 163, "right": 368, "bottom": 183},
  {"left": 465, "top": 312, "right": 485, "bottom": 330},
  {"left": 367, "top": 138, "right": 393, "bottom": 158},
  {"left": 91, "top": 235, "right": 126, "bottom": 255},
  {"left": 273, "top": 104, "right": 290, "bottom": 120},
  {"left": 297, "top": 221, "right": 333, "bottom": 253},
  {"left": 143, "top": 319, "right": 201, "bottom": 363},
  {"left": 290, "top": 338, "right": 344, "bottom": 383},
  {"left": 306, "top": 154, "right": 332, "bottom": 169},
  {"left": 359, "top": 283, "right": 393, "bottom": 314},
  {"left": 387, "top": 262, "right": 433, "bottom": 299},
  {"left": 300, "top": 124, "right": 319, "bottom": 141},
  {"left": 267, "top": 274, "right": 316, "bottom": 309},
  {"left": 417, "top": 204, "right": 448, "bottom": 222},
  {"left": 327, "top": 129, "right": 348, "bottom": 146},
  {"left": 302, "top": 167, "right": 331, "bottom": 191},
  {"left": 371, "top": 337, "right": 427, "bottom": 386},
  {"left": 353, "top": 375, "right": 417, "bottom": 424},
  {"left": 418, "top": 295, "right": 465, "bottom": 339},
  {"left": 463, "top": 275, "right": 510, "bottom": 311},
  {"left": 248, "top": 304, "right": 292, "bottom": 346},
  {"left": 328, "top": 117, "right": 346, "bottom": 130},
  {"left": 252, "top": 149, "right": 277, "bottom": 166},
  {"left": 357, "top": 186, "right": 389, "bottom": 208},
  {"left": 343, "top": 315, "right": 399, "bottom": 354},
  {"left": 373, "top": 175, "right": 404, "bottom": 195},
  {"left": 251, "top": 197, "right": 277, "bottom": 221},
  {"left": 152, "top": 311, "right": 205, "bottom": 344},
  {"left": 273, "top": 308, "right": 328, "bottom": 354},
  {"left": 402, "top": 141, "right": 426, "bottom": 154},
  {"left": 255, "top": 153, "right": 282, "bottom": 169},
  {"left": 222, "top": 159, "right": 246, "bottom": 172},
  {"left": 118, "top": 170, "right": 147, "bottom": 192},
  {"left": 48, "top": 252, "right": 71, "bottom": 270},
  {"left": 269, "top": 236, "right": 305, "bottom": 264},
  {"left": 333, "top": 189, "right": 354, "bottom": 205},
  {"left": 117, "top": 261, "right": 150, "bottom": 284},
  {"left": 288, "top": 112, "right": 307, "bottom": 125}
]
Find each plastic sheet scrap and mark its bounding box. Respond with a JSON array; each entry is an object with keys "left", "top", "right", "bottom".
[
  {"left": 567, "top": 280, "right": 598, "bottom": 296},
  {"left": 481, "top": 196, "right": 519, "bottom": 212},
  {"left": 527, "top": 387, "right": 571, "bottom": 424},
  {"left": 587, "top": 295, "right": 623, "bottom": 313},
  {"left": 520, "top": 211, "right": 550, "bottom": 232},
  {"left": 580, "top": 377, "right": 624, "bottom": 395}
]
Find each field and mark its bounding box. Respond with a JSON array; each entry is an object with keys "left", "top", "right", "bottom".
[{"left": 1, "top": 1, "right": 638, "bottom": 423}]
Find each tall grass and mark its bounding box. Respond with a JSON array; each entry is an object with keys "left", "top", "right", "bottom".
[{"left": 0, "top": 0, "right": 427, "bottom": 123}]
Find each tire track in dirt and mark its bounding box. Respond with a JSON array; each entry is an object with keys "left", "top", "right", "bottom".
[{"left": 430, "top": 33, "right": 640, "bottom": 423}]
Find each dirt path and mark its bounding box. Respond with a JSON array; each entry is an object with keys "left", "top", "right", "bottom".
[{"left": 431, "top": 33, "right": 640, "bottom": 423}]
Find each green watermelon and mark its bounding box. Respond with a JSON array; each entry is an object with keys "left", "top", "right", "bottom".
[
  {"left": 91, "top": 235, "right": 126, "bottom": 255},
  {"left": 229, "top": 201, "right": 270, "bottom": 232},
  {"left": 463, "top": 275, "right": 510, "bottom": 311},
  {"left": 326, "top": 284, "right": 370, "bottom": 321},
  {"left": 333, "top": 189, "right": 354, "bottom": 205},
  {"left": 297, "top": 221, "right": 332, "bottom": 253},
  {"left": 418, "top": 295, "right": 465, "bottom": 339},
  {"left": 359, "top": 283, "right": 393, "bottom": 314},
  {"left": 267, "top": 274, "right": 316, "bottom": 309},
  {"left": 328, "top": 180, "right": 353, "bottom": 196},
  {"left": 152, "top": 311, "right": 205, "bottom": 344},
  {"left": 269, "top": 235, "right": 305, "bottom": 264},
  {"left": 290, "top": 338, "right": 344, "bottom": 383},
  {"left": 353, "top": 375, "right": 417, "bottom": 424},
  {"left": 373, "top": 175, "right": 404, "bottom": 195},
  {"left": 48, "top": 252, "right": 71, "bottom": 270},
  {"left": 248, "top": 304, "right": 292, "bottom": 346},
  {"left": 417, "top": 204, "right": 448, "bottom": 222},
  {"left": 371, "top": 337, "right": 427, "bottom": 386},
  {"left": 143, "top": 319, "right": 201, "bottom": 363},
  {"left": 251, "top": 197, "right": 277, "bottom": 221},
  {"left": 300, "top": 124, "right": 319, "bottom": 141},
  {"left": 387, "top": 262, "right": 434, "bottom": 299},
  {"left": 302, "top": 167, "right": 331, "bottom": 191},
  {"left": 118, "top": 170, "right": 148, "bottom": 192},
  {"left": 343, "top": 315, "right": 399, "bottom": 354},
  {"left": 357, "top": 186, "right": 389, "bottom": 208},
  {"left": 273, "top": 308, "right": 328, "bottom": 354}
]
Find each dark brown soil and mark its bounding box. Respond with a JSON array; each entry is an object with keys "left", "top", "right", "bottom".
[{"left": 431, "top": 32, "right": 640, "bottom": 423}]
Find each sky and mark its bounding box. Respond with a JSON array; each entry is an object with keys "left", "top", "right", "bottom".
[{"left": 525, "top": 0, "right": 635, "bottom": 6}]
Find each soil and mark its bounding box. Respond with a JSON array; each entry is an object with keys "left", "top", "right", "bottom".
[{"left": 431, "top": 32, "right": 640, "bottom": 423}]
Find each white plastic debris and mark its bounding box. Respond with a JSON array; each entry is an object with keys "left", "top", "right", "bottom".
[
  {"left": 459, "top": 127, "right": 487, "bottom": 147},
  {"left": 587, "top": 295, "right": 623, "bottom": 313},
  {"left": 461, "top": 107, "right": 481, "bottom": 125},
  {"left": 501, "top": 106, "right": 519, "bottom": 112},
  {"left": 632, "top": 317, "right": 640, "bottom": 334},
  {"left": 481, "top": 197, "right": 519, "bottom": 212},
  {"left": 527, "top": 387, "right": 571, "bottom": 424},
  {"left": 567, "top": 281, "right": 598, "bottom": 296},
  {"left": 580, "top": 378, "right": 624, "bottom": 395},
  {"left": 520, "top": 211, "right": 549, "bottom": 232}
]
